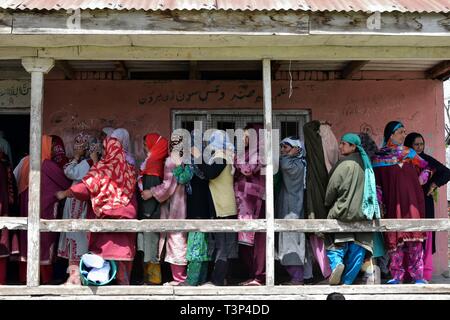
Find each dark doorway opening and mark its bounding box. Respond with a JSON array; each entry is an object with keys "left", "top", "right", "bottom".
[{"left": 0, "top": 114, "right": 30, "bottom": 168}]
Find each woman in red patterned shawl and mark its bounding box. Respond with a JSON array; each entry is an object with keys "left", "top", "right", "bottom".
[
  {"left": 17, "top": 135, "right": 72, "bottom": 284},
  {"left": 372, "top": 121, "right": 431, "bottom": 284},
  {"left": 57, "top": 136, "right": 137, "bottom": 285}
]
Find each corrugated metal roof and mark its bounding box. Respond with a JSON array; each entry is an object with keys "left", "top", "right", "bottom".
[{"left": 1, "top": 0, "right": 449, "bottom": 12}]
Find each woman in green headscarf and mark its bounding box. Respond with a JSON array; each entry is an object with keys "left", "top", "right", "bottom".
[{"left": 324, "top": 133, "right": 380, "bottom": 285}]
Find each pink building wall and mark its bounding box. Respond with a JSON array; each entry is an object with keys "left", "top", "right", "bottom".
[{"left": 43, "top": 79, "right": 448, "bottom": 275}]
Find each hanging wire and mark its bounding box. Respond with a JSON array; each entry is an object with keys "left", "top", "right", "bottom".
[{"left": 288, "top": 60, "right": 293, "bottom": 99}]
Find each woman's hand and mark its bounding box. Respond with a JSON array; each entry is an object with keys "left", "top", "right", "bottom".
[
  {"left": 90, "top": 151, "right": 99, "bottom": 164},
  {"left": 141, "top": 189, "right": 153, "bottom": 201},
  {"left": 427, "top": 182, "right": 438, "bottom": 196},
  {"left": 56, "top": 190, "right": 68, "bottom": 200}
]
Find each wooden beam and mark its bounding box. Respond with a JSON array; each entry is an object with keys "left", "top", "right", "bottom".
[
  {"left": 113, "top": 60, "right": 128, "bottom": 79},
  {"left": 189, "top": 61, "right": 200, "bottom": 80},
  {"left": 55, "top": 60, "right": 74, "bottom": 79},
  {"left": 342, "top": 60, "right": 370, "bottom": 79},
  {"left": 21, "top": 57, "right": 54, "bottom": 287},
  {"left": 427, "top": 60, "right": 450, "bottom": 80},
  {"left": 275, "top": 219, "right": 450, "bottom": 232},
  {"left": 263, "top": 58, "right": 275, "bottom": 287},
  {"left": 0, "top": 284, "right": 449, "bottom": 296},
  {"left": 33, "top": 45, "right": 450, "bottom": 61},
  {"left": 39, "top": 219, "right": 267, "bottom": 232},
  {"left": 0, "top": 217, "right": 27, "bottom": 230},
  {"left": 1, "top": 218, "right": 449, "bottom": 232}
]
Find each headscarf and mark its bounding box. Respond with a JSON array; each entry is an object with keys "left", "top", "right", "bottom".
[
  {"left": 82, "top": 137, "right": 136, "bottom": 217},
  {"left": 280, "top": 136, "right": 307, "bottom": 186},
  {"left": 207, "top": 130, "right": 235, "bottom": 174},
  {"left": 169, "top": 134, "right": 193, "bottom": 185},
  {"left": 137, "top": 133, "right": 168, "bottom": 191},
  {"left": 102, "top": 127, "right": 114, "bottom": 138},
  {"left": 372, "top": 121, "right": 427, "bottom": 169},
  {"left": 17, "top": 135, "right": 52, "bottom": 194},
  {"left": 74, "top": 132, "right": 90, "bottom": 152},
  {"left": 50, "top": 135, "right": 69, "bottom": 169},
  {"left": 404, "top": 132, "right": 424, "bottom": 151},
  {"left": 0, "top": 131, "right": 13, "bottom": 165},
  {"left": 341, "top": 133, "right": 380, "bottom": 220},
  {"left": 111, "top": 128, "right": 135, "bottom": 166}
]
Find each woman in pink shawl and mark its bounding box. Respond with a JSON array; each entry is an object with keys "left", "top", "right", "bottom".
[
  {"left": 234, "top": 124, "right": 266, "bottom": 286},
  {"left": 57, "top": 136, "right": 137, "bottom": 285},
  {"left": 0, "top": 147, "right": 17, "bottom": 284},
  {"left": 17, "top": 135, "right": 71, "bottom": 284}
]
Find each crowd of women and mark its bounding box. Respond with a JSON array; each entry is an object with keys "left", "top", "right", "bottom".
[{"left": 0, "top": 119, "right": 448, "bottom": 286}]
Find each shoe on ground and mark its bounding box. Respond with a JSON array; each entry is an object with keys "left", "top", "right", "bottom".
[
  {"left": 415, "top": 279, "right": 428, "bottom": 284},
  {"left": 386, "top": 278, "right": 401, "bottom": 284},
  {"left": 329, "top": 264, "right": 345, "bottom": 285}
]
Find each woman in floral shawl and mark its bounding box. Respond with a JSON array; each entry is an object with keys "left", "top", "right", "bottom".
[
  {"left": 373, "top": 121, "right": 430, "bottom": 284},
  {"left": 57, "top": 136, "right": 137, "bottom": 285},
  {"left": 234, "top": 124, "right": 266, "bottom": 286},
  {"left": 141, "top": 133, "right": 189, "bottom": 286}
]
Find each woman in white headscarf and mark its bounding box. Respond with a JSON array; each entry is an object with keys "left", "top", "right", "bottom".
[
  {"left": 111, "top": 128, "right": 136, "bottom": 166},
  {"left": 57, "top": 133, "right": 101, "bottom": 285}
]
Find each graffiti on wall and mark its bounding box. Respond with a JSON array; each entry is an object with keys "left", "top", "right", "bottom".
[{"left": 137, "top": 84, "right": 297, "bottom": 106}]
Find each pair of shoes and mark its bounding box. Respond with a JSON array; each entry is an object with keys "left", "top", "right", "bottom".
[
  {"left": 386, "top": 278, "right": 401, "bottom": 284},
  {"left": 329, "top": 264, "right": 345, "bottom": 285},
  {"left": 304, "top": 277, "right": 315, "bottom": 285},
  {"left": 415, "top": 279, "right": 428, "bottom": 284}
]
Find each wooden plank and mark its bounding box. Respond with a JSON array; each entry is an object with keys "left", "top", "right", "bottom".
[
  {"left": 1, "top": 294, "right": 450, "bottom": 300},
  {"left": 275, "top": 219, "right": 450, "bottom": 232},
  {"left": 263, "top": 59, "right": 275, "bottom": 287},
  {"left": 0, "top": 11, "right": 12, "bottom": 34},
  {"left": 310, "top": 12, "right": 450, "bottom": 35},
  {"left": 427, "top": 60, "right": 450, "bottom": 80},
  {"left": 39, "top": 219, "right": 268, "bottom": 232},
  {"left": 21, "top": 57, "right": 54, "bottom": 287},
  {"left": 0, "top": 284, "right": 449, "bottom": 296},
  {"left": 35, "top": 46, "right": 450, "bottom": 61},
  {"left": 30, "top": 218, "right": 450, "bottom": 233},
  {"left": 189, "top": 61, "right": 200, "bottom": 80},
  {"left": 342, "top": 60, "right": 370, "bottom": 79},
  {"left": 0, "top": 217, "right": 27, "bottom": 230},
  {"left": 10, "top": 9, "right": 309, "bottom": 35},
  {"left": 6, "top": 10, "right": 450, "bottom": 37}
]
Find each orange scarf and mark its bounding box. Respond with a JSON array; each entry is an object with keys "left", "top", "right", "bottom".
[{"left": 17, "top": 135, "right": 52, "bottom": 194}]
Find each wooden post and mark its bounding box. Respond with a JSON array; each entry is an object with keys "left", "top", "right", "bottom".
[
  {"left": 262, "top": 59, "right": 275, "bottom": 287},
  {"left": 21, "top": 57, "right": 54, "bottom": 287}
]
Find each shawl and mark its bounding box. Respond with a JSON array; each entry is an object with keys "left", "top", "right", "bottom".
[
  {"left": 341, "top": 133, "right": 380, "bottom": 220},
  {"left": 82, "top": 137, "right": 136, "bottom": 217}
]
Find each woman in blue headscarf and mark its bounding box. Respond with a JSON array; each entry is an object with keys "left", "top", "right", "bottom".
[{"left": 325, "top": 133, "right": 380, "bottom": 285}]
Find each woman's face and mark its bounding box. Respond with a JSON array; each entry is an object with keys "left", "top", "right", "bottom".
[
  {"left": 280, "top": 143, "right": 292, "bottom": 156},
  {"left": 339, "top": 141, "right": 356, "bottom": 156},
  {"left": 412, "top": 136, "right": 425, "bottom": 154},
  {"left": 142, "top": 139, "right": 149, "bottom": 154},
  {"left": 244, "top": 130, "right": 250, "bottom": 148},
  {"left": 390, "top": 126, "right": 407, "bottom": 145}
]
